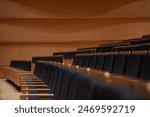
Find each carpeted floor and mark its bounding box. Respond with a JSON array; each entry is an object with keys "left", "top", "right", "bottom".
[{"left": 0, "top": 78, "right": 21, "bottom": 100}]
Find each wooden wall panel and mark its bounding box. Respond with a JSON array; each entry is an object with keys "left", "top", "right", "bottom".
[
  {"left": 0, "top": 19, "right": 150, "bottom": 43},
  {"left": 0, "top": 0, "right": 149, "bottom": 18},
  {"left": 0, "top": 42, "right": 105, "bottom": 66}
]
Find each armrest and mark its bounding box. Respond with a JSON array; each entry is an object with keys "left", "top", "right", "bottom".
[
  {"left": 21, "top": 79, "right": 42, "bottom": 82},
  {"left": 21, "top": 77, "right": 39, "bottom": 79},
  {"left": 22, "top": 81, "right": 44, "bottom": 83},
  {"left": 20, "top": 75, "right": 37, "bottom": 78},
  {"left": 19, "top": 74, "right": 35, "bottom": 76},
  {"left": 21, "top": 77, "right": 39, "bottom": 80},
  {"left": 21, "top": 88, "right": 51, "bottom": 94},
  {"left": 16, "top": 71, "right": 32, "bottom": 73},
  {"left": 21, "top": 84, "right": 48, "bottom": 89},
  {"left": 19, "top": 72, "right": 33, "bottom": 74},
  {"left": 20, "top": 94, "right": 54, "bottom": 100},
  {"left": 22, "top": 88, "right": 50, "bottom": 92}
]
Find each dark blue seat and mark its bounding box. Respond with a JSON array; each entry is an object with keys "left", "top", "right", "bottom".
[
  {"left": 92, "top": 84, "right": 145, "bottom": 100},
  {"left": 88, "top": 55, "right": 97, "bottom": 68},
  {"left": 76, "top": 74, "right": 96, "bottom": 100},
  {"left": 139, "top": 54, "right": 150, "bottom": 80},
  {"left": 81, "top": 55, "right": 90, "bottom": 67},
  {"left": 35, "top": 62, "right": 43, "bottom": 77},
  {"left": 76, "top": 56, "right": 83, "bottom": 67},
  {"left": 47, "top": 65, "right": 56, "bottom": 88},
  {"left": 10, "top": 60, "right": 31, "bottom": 71},
  {"left": 66, "top": 70, "right": 81, "bottom": 100},
  {"left": 73, "top": 56, "right": 78, "bottom": 65},
  {"left": 112, "top": 54, "right": 127, "bottom": 75},
  {"left": 49, "top": 66, "right": 59, "bottom": 93},
  {"left": 103, "top": 54, "right": 115, "bottom": 73},
  {"left": 124, "top": 54, "right": 142, "bottom": 78},
  {"left": 95, "top": 55, "right": 105, "bottom": 70},
  {"left": 53, "top": 67, "right": 65, "bottom": 100},
  {"left": 57, "top": 68, "right": 71, "bottom": 100}
]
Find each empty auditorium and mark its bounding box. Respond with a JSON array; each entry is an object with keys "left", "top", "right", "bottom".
[{"left": 0, "top": 0, "right": 150, "bottom": 100}]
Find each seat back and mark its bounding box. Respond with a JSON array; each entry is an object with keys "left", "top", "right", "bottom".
[
  {"left": 124, "top": 54, "right": 141, "bottom": 77},
  {"left": 72, "top": 56, "right": 78, "bottom": 65},
  {"left": 47, "top": 65, "right": 56, "bottom": 88},
  {"left": 57, "top": 68, "right": 71, "bottom": 100},
  {"left": 139, "top": 54, "right": 150, "bottom": 80},
  {"left": 44, "top": 64, "right": 53, "bottom": 84},
  {"left": 95, "top": 55, "right": 105, "bottom": 70},
  {"left": 53, "top": 67, "right": 65, "bottom": 100},
  {"left": 92, "top": 84, "right": 145, "bottom": 100},
  {"left": 112, "top": 54, "right": 127, "bottom": 75},
  {"left": 81, "top": 55, "right": 90, "bottom": 67},
  {"left": 76, "top": 74, "right": 96, "bottom": 100},
  {"left": 50, "top": 66, "right": 59, "bottom": 93},
  {"left": 41, "top": 63, "right": 50, "bottom": 80},
  {"left": 77, "top": 56, "right": 83, "bottom": 67},
  {"left": 88, "top": 55, "right": 97, "bottom": 68},
  {"left": 66, "top": 70, "right": 81, "bottom": 100},
  {"left": 10, "top": 60, "right": 31, "bottom": 71},
  {"left": 103, "top": 54, "right": 115, "bottom": 72}
]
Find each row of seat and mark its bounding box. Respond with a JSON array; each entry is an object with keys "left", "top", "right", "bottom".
[
  {"left": 10, "top": 60, "right": 31, "bottom": 71},
  {"left": 53, "top": 50, "right": 95, "bottom": 59},
  {"left": 52, "top": 35, "right": 150, "bottom": 59},
  {"left": 142, "top": 35, "right": 150, "bottom": 39},
  {"left": 94, "top": 35, "right": 150, "bottom": 53},
  {"left": 77, "top": 47, "right": 96, "bottom": 51},
  {"left": 73, "top": 53, "right": 150, "bottom": 81},
  {"left": 122, "top": 35, "right": 150, "bottom": 44},
  {"left": 20, "top": 62, "right": 145, "bottom": 100},
  {"left": 77, "top": 35, "right": 150, "bottom": 54},
  {"left": 32, "top": 56, "right": 63, "bottom": 64},
  {"left": 96, "top": 44, "right": 150, "bottom": 53}
]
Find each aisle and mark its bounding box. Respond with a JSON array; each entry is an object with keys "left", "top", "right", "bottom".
[{"left": 0, "top": 79, "right": 21, "bottom": 100}]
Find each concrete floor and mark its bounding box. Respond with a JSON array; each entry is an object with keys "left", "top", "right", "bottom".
[{"left": 0, "top": 78, "right": 21, "bottom": 100}]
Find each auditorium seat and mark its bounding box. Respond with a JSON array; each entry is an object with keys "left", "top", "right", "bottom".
[
  {"left": 48, "top": 66, "right": 59, "bottom": 93},
  {"left": 92, "top": 83, "right": 145, "bottom": 100},
  {"left": 110, "top": 72, "right": 150, "bottom": 99},
  {"left": 103, "top": 54, "right": 115, "bottom": 73},
  {"left": 21, "top": 62, "right": 51, "bottom": 89},
  {"left": 21, "top": 63, "right": 56, "bottom": 99},
  {"left": 124, "top": 54, "right": 142, "bottom": 78},
  {"left": 95, "top": 55, "right": 105, "bottom": 70},
  {"left": 112, "top": 54, "right": 127, "bottom": 75},
  {"left": 81, "top": 55, "right": 90, "bottom": 67},
  {"left": 77, "top": 47, "right": 96, "bottom": 51},
  {"left": 53, "top": 67, "right": 65, "bottom": 100},
  {"left": 66, "top": 70, "right": 81, "bottom": 100},
  {"left": 76, "top": 74, "right": 96, "bottom": 100},
  {"left": 72, "top": 56, "right": 78, "bottom": 65},
  {"left": 10, "top": 60, "right": 31, "bottom": 71},
  {"left": 57, "top": 68, "right": 71, "bottom": 100},
  {"left": 117, "top": 46, "right": 132, "bottom": 52},
  {"left": 88, "top": 55, "right": 97, "bottom": 68},
  {"left": 76, "top": 55, "right": 83, "bottom": 67},
  {"left": 139, "top": 54, "right": 150, "bottom": 80},
  {"left": 32, "top": 56, "right": 62, "bottom": 64},
  {"left": 21, "top": 62, "right": 43, "bottom": 80}
]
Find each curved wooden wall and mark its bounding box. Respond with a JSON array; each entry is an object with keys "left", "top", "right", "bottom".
[{"left": 0, "top": 0, "right": 150, "bottom": 66}]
